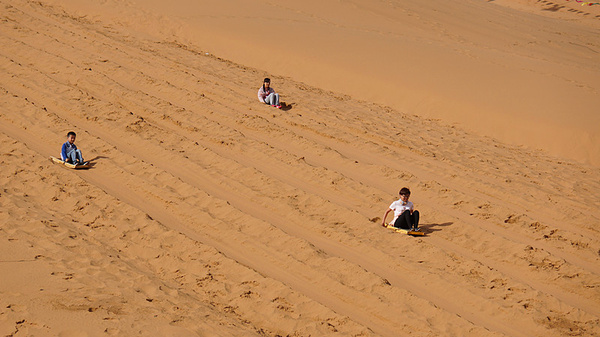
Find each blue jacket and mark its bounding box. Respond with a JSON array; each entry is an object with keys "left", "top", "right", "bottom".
[{"left": 61, "top": 142, "right": 77, "bottom": 160}]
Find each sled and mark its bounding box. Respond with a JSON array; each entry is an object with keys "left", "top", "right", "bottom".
[
  {"left": 385, "top": 224, "right": 425, "bottom": 236},
  {"left": 50, "top": 156, "right": 90, "bottom": 169}
]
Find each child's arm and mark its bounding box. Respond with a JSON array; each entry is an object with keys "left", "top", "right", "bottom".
[
  {"left": 382, "top": 208, "right": 392, "bottom": 227},
  {"left": 61, "top": 143, "right": 68, "bottom": 161}
]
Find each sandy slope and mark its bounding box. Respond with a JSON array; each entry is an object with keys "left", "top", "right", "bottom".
[
  {"left": 43, "top": 0, "right": 600, "bottom": 166},
  {"left": 1, "top": 0, "right": 599, "bottom": 336}
]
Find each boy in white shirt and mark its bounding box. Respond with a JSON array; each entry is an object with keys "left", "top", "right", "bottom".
[{"left": 381, "top": 187, "right": 420, "bottom": 231}]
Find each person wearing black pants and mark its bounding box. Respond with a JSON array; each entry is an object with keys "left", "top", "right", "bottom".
[
  {"left": 381, "top": 187, "right": 421, "bottom": 231},
  {"left": 393, "top": 209, "right": 420, "bottom": 230}
]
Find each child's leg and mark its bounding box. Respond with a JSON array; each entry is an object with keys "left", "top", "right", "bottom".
[
  {"left": 265, "top": 93, "right": 274, "bottom": 105},
  {"left": 411, "top": 210, "right": 420, "bottom": 230},
  {"left": 265, "top": 93, "right": 279, "bottom": 106},
  {"left": 66, "top": 149, "right": 77, "bottom": 163},
  {"left": 394, "top": 210, "right": 412, "bottom": 229},
  {"left": 75, "top": 149, "right": 84, "bottom": 163}
]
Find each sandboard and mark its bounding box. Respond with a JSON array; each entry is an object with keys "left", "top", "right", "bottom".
[
  {"left": 385, "top": 224, "right": 425, "bottom": 236},
  {"left": 50, "top": 156, "right": 90, "bottom": 169}
]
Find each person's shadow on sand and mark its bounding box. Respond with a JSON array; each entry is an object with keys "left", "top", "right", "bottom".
[
  {"left": 84, "top": 155, "right": 109, "bottom": 169},
  {"left": 420, "top": 222, "right": 453, "bottom": 234},
  {"left": 281, "top": 102, "right": 293, "bottom": 111}
]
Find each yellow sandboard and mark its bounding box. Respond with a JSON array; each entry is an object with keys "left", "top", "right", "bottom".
[
  {"left": 50, "top": 156, "right": 90, "bottom": 169},
  {"left": 385, "top": 224, "right": 425, "bottom": 236}
]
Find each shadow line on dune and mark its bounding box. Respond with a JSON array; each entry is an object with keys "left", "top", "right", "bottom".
[
  {"left": 80, "top": 155, "right": 109, "bottom": 170},
  {"left": 420, "top": 222, "right": 453, "bottom": 234},
  {"left": 87, "top": 155, "right": 109, "bottom": 163}
]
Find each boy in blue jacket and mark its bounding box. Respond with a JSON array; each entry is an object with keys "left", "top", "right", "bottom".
[{"left": 61, "top": 131, "right": 87, "bottom": 165}]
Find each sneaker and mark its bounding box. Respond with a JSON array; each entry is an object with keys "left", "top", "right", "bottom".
[
  {"left": 275, "top": 105, "right": 282, "bottom": 109},
  {"left": 412, "top": 227, "right": 421, "bottom": 232}
]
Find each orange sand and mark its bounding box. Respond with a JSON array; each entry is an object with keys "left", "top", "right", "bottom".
[
  {"left": 45, "top": 0, "right": 600, "bottom": 166},
  {"left": 1, "top": 0, "right": 599, "bottom": 336}
]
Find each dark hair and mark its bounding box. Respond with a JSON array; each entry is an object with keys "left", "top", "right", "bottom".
[
  {"left": 399, "top": 187, "right": 411, "bottom": 196},
  {"left": 262, "top": 78, "right": 271, "bottom": 92},
  {"left": 67, "top": 131, "right": 76, "bottom": 138}
]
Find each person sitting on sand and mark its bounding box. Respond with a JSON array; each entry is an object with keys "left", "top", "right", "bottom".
[
  {"left": 61, "top": 131, "right": 87, "bottom": 165},
  {"left": 257, "top": 77, "right": 281, "bottom": 108},
  {"left": 381, "top": 187, "right": 420, "bottom": 231}
]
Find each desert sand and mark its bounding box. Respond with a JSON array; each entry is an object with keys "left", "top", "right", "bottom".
[
  {"left": 0, "top": 0, "right": 599, "bottom": 336},
  {"left": 39, "top": 0, "right": 600, "bottom": 167}
]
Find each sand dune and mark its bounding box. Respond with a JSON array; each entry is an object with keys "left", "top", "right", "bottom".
[
  {"left": 43, "top": 0, "right": 600, "bottom": 166},
  {"left": 1, "top": 0, "right": 599, "bottom": 336}
]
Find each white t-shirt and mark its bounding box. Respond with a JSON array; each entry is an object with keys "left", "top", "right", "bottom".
[{"left": 389, "top": 199, "right": 413, "bottom": 224}]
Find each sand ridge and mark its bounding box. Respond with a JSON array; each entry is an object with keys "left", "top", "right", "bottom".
[{"left": 1, "top": 0, "right": 600, "bottom": 336}]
